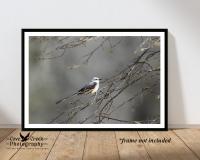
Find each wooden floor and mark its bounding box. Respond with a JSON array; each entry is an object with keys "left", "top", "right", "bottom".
[{"left": 0, "top": 129, "right": 200, "bottom": 160}]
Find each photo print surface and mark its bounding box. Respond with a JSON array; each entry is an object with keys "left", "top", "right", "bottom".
[{"left": 22, "top": 29, "right": 167, "bottom": 130}]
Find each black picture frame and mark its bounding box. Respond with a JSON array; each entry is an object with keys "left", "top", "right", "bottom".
[{"left": 22, "top": 29, "right": 168, "bottom": 131}]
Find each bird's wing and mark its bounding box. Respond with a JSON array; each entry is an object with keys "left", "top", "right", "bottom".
[
  {"left": 78, "top": 82, "right": 97, "bottom": 94},
  {"left": 25, "top": 132, "right": 30, "bottom": 139},
  {"left": 20, "top": 133, "right": 24, "bottom": 139}
]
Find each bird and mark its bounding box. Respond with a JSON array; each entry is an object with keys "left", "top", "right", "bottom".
[
  {"left": 56, "top": 77, "right": 101, "bottom": 104},
  {"left": 20, "top": 132, "right": 30, "bottom": 142}
]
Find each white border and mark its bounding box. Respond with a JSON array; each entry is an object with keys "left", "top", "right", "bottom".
[
  {"left": 4, "top": 124, "right": 200, "bottom": 129},
  {"left": 24, "top": 31, "right": 165, "bottom": 129}
]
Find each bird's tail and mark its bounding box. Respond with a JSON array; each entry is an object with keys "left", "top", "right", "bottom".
[{"left": 56, "top": 92, "right": 77, "bottom": 104}]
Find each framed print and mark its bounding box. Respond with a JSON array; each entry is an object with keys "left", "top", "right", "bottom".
[{"left": 22, "top": 29, "right": 168, "bottom": 131}]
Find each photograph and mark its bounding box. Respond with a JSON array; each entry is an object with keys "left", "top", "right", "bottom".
[
  {"left": 22, "top": 29, "right": 167, "bottom": 130},
  {"left": 2, "top": 1, "right": 200, "bottom": 159}
]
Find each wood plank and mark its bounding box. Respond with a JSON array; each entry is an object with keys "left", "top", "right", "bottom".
[
  {"left": 138, "top": 130, "right": 199, "bottom": 160},
  {"left": 0, "top": 129, "right": 31, "bottom": 160},
  {"left": 83, "top": 131, "right": 120, "bottom": 160},
  {"left": 0, "top": 128, "right": 15, "bottom": 143},
  {"left": 173, "top": 129, "right": 200, "bottom": 159},
  {"left": 10, "top": 131, "right": 60, "bottom": 160},
  {"left": 47, "top": 131, "right": 86, "bottom": 160},
  {"left": 115, "top": 131, "right": 150, "bottom": 160}
]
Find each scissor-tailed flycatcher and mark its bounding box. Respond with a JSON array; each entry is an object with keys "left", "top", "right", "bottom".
[{"left": 56, "top": 77, "right": 101, "bottom": 104}]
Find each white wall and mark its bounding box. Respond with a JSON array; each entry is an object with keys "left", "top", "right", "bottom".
[{"left": 0, "top": 0, "right": 200, "bottom": 126}]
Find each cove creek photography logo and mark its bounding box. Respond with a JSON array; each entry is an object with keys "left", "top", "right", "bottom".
[{"left": 6, "top": 132, "right": 48, "bottom": 149}]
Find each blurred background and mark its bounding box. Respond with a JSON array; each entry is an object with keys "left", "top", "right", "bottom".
[{"left": 29, "top": 36, "right": 160, "bottom": 124}]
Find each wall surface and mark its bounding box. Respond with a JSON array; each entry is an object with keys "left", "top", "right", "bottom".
[{"left": 0, "top": 0, "right": 200, "bottom": 126}]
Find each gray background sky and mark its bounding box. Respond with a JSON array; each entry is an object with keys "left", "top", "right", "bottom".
[{"left": 29, "top": 36, "right": 160, "bottom": 124}]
